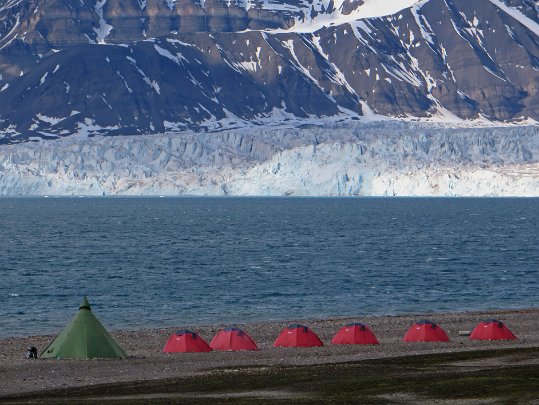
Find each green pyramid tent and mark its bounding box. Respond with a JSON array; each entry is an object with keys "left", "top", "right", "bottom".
[{"left": 41, "top": 297, "right": 127, "bottom": 359}]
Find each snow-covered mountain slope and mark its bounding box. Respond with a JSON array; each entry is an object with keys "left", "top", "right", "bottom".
[
  {"left": 0, "top": 0, "right": 538, "bottom": 141},
  {"left": 1, "top": 0, "right": 538, "bottom": 196},
  {"left": 1, "top": 122, "right": 537, "bottom": 196}
]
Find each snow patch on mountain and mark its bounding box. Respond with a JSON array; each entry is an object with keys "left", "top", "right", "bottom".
[
  {"left": 271, "top": 0, "right": 421, "bottom": 33},
  {"left": 487, "top": 0, "right": 539, "bottom": 35},
  {"left": 94, "top": 0, "right": 113, "bottom": 44}
]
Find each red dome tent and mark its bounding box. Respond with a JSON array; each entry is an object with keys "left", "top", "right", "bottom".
[
  {"left": 470, "top": 319, "right": 517, "bottom": 340},
  {"left": 274, "top": 324, "right": 323, "bottom": 347},
  {"left": 331, "top": 322, "right": 379, "bottom": 345},
  {"left": 403, "top": 320, "right": 450, "bottom": 342},
  {"left": 210, "top": 327, "right": 259, "bottom": 351},
  {"left": 163, "top": 330, "right": 212, "bottom": 353}
]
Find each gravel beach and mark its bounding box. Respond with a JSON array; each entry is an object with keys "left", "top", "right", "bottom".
[{"left": 1, "top": 308, "right": 537, "bottom": 398}]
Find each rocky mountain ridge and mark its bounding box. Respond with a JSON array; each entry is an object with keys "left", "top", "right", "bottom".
[{"left": 0, "top": 0, "right": 538, "bottom": 143}]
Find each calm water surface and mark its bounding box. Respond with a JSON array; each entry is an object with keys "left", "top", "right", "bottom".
[{"left": 0, "top": 197, "right": 537, "bottom": 337}]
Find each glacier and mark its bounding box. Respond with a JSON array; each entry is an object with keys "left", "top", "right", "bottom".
[{"left": 0, "top": 122, "right": 537, "bottom": 196}]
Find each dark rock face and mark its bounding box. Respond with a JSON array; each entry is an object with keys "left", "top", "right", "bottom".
[{"left": 0, "top": 0, "right": 538, "bottom": 143}]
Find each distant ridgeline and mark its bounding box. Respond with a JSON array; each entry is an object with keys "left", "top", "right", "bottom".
[{"left": 0, "top": 0, "right": 538, "bottom": 142}]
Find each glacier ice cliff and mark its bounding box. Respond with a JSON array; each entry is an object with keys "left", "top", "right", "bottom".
[{"left": 0, "top": 122, "right": 537, "bottom": 196}]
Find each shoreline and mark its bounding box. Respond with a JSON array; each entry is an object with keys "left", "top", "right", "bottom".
[
  {"left": 1, "top": 308, "right": 538, "bottom": 398},
  {"left": 2, "top": 305, "right": 536, "bottom": 341}
]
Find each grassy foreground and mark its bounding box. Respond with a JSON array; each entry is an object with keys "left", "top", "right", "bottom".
[{"left": 4, "top": 347, "right": 539, "bottom": 404}]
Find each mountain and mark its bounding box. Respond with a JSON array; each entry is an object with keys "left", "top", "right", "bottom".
[
  {"left": 0, "top": 0, "right": 538, "bottom": 143},
  {"left": 0, "top": 0, "right": 538, "bottom": 197}
]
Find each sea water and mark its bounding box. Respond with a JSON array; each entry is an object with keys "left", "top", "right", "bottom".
[{"left": 0, "top": 197, "right": 537, "bottom": 338}]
